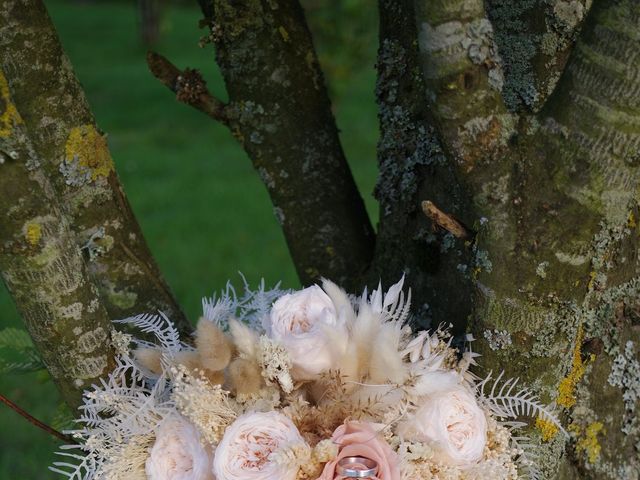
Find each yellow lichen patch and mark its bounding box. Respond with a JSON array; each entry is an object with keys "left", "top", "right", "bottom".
[
  {"left": 25, "top": 222, "right": 42, "bottom": 246},
  {"left": 575, "top": 422, "right": 604, "bottom": 464},
  {"left": 65, "top": 125, "right": 114, "bottom": 180},
  {"left": 557, "top": 324, "right": 587, "bottom": 408},
  {"left": 278, "top": 26, "right": 290, "bottom": 42},
  {"left": 627, "top": 211, "right": 636, "bottom": 229},
  {"left": 0, "top": 70, "right": 23, "bottom": 138},
  {"left": 536, "top": 416, "right": 559, "bottom": 442}
]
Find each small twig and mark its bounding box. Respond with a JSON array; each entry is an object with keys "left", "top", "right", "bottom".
[
  {"left": 147, "top": 51, "right": 229, "bottom": 125},
  {"left": 0, "top": 392, "right": 76, "bottom": 443},
  {"left": 421, "top": 200, "right": 471, "bottom": 239}
]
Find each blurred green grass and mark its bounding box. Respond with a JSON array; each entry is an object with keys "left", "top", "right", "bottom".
[{"left": 0, "top": 0, "right": 378, "bottom": 477}]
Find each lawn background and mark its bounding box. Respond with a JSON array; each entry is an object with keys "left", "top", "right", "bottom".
[{"left": 0, "top": 1, "right": 379, "bottom": 477}]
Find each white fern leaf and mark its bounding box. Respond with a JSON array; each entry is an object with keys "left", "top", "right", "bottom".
[
  {"left": 114, "top": 313, "right": 181, "bottom": 354},
  {"left": 477, "top": 371, "right": 567, "bottom": 437},
  {"left": 202, "top": 277, "right": 286, "bottom": 331},
  {"left": 509, "top": 434, "right": 543, "bottom": 480},
  {"left": 50, "top": 446, "right": 101, "bottom": 480},
  {"left": 382, "top": 274, "right": 405, "bottom": 312}
]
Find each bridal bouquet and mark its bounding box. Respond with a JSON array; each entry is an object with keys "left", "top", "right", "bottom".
[{"left": 52, "top": 277, "right": 563, "bottom": 480}]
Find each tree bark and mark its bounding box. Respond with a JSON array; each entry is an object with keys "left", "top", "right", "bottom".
[
  {"left": 0, "top": 71, "right": 115, "bottom": 408},
  {"left": 372, "top": 0, "right": 640, "bottom": 477},
  {"left": 151, "top": 0, "right": 376, "bottom": 291},
  {"left": 137, "top": 0, "right": 162, "bottom": 45},
  {"left": 0, "top": 0, "right": 191, "bottom": 335}
]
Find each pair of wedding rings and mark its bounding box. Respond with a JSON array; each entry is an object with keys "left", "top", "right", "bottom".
[{"left": 335, "top": 456, "right": 379, "bottom": 479}]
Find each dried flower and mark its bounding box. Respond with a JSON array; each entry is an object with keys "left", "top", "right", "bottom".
[
  {"left": 401, "top": 381, "right": 487, "bottom": 467},
  {"left": 213, "top": 411, "right": 307, "bottom": 480},
  {"left": 145, "top": 415, "right": 214, "bottom": 480},
  {"left": 265, "top": 285, "right": 346, "bottom": 381}
]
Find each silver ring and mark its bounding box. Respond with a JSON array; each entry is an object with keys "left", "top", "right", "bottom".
[{"left": 335, "top": 456, "right": 378, "bottom": 478}]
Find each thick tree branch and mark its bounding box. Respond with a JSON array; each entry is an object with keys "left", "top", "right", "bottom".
[
  {"left": 539, "top": 0, "right": 640, "bottom": 226},
  {"left": 486, "top": 0, "right": 592, "bottom": 112},
  {"left": 158, "top": 0, "right": 376, "bottom": 290},
  {"left": 0, "top": 0, "right": 191, "bottom": 334},
  {"left": 147, "top": 51, "right": 229, "bottom": 124},
  {"left": 0, "top": 71, "right": 115, "bottom": 407},
  {"left": 377, "top": 3, "right": 640, "bottom": 476},
  {"left": 413, "top": 0, "right": 511, "bottom": 169}
]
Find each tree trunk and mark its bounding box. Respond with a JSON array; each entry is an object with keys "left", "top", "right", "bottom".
[
  {"left": 371, "top": 0, "right": 640, "bottom": 477},
  {"left": 0, "top": 0, "right": 191, "bottom": 335},
  {"left": 151, "top": 0, "right": 376, "bottom": 292},
  {"left": 137, "top": 0, "right": 162, "bottom": 45},
  {"left": 0, "top": 71, "right": 115, "bottom": 407}
]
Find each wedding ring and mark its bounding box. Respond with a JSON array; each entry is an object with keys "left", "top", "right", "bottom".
[{"left": 335, "top": 456, "right": 379, "bottom": 478}]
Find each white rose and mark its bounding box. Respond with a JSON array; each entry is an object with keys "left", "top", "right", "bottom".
[
  {"left": 402, "top": 381, "right": 487, "bottom": 466},
  {"left": 265, "top": 285, "right": 344, "bottom": 380},
  {"left": 146, "top": 415, "right": 214, "bottom": 480},
  {"left": 213, "top": 411, "right": 306, "bottom": 480}
]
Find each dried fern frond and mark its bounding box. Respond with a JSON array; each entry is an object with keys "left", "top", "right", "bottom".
[
  {"left": 477, "top": 371, "right": 567, "bottom": 437},
  {"left": 50, "top": 447, "right": 101, "bottom": 480},
  {"left": 114, "top": 313, "right": 182, "bottom": 354},
  {"left": 202, "top": 276, "right": 286, "bottom": 331},
  {"left": 509, "top": 434, "right": 543, "bottom": 480},
  {"left": 51, "top": 353, "right": 172, "bottom": 480}
]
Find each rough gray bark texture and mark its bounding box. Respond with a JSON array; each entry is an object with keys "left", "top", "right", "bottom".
[
  {"left": 371, "top": 0, "right": 640, "bottom": 478},
  {"left": 151, "top": 0, "right": 376, "bottom": 291},
  {"left": 0, "top": 71, "right": 115, "bottom": 407},
  {"left": 0, "top": 0, "right": 191, "bottom": 335}
]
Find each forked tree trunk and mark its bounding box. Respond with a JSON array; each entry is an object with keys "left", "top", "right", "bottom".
[
  {"left": 1, "top": 0, "right": 639, "bottom": 478},
  {"left": 371, "top": 1, "right": 640, "bottom": 477}
]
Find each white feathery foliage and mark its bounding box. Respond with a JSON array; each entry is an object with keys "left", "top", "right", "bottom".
[
  {"left": 321, "top": 278, "right": 356, "bottom": 324},
  {"left": 336, "top": 276, "right": 413, "bottom": 384},
  {"left": 366, "top": 274, "right": 412, "bottom": 324},
  {"left": 202, "top": 276, "right": 286, "bottom": 331},
  {"left": 476, "top": 371, "right": 566, "bottom": 436},
  {"left": 476, "top": 372, "right": 565, "bottom": 480},
  {"left": 228, "top": 317, "right": 259, "bottom": 359},
  {"left": 114, "top": 313, "right": 183, "bottom": 355},
  {"left": 51, "top": 354, "right": 172, "bottom": 480},
  {"left": 498, "top": 420, "right": 543, "bottom": 479},
  {"left": 369, "top": 319, "right": 407, "bottom": 384}
]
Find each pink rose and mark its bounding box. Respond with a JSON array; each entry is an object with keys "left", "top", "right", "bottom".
[{"left": 317, "top": 421, "right": 400, "bottom": 480}]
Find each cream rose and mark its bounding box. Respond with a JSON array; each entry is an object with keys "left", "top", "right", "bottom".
[
  {"left": 146, "top": 415, "right": 214, "bottom": 480},
  {"left": 213, "top": 411, "right": 306, "bottom": 480},
  {"left": 265, "top": 285, "right": 345, "bottom": 380},
  {"left": 402, "top": 382, "right": 487, "bottom": 467}
]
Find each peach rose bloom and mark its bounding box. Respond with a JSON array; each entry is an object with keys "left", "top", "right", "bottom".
[{"left": 317, "top": 421, "right": 400, "bottom": 480}]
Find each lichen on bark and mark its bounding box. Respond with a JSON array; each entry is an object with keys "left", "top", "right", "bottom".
[
  {"left": 0, "top": 70, "right": 115, "bottom": 407},
  {"left": 0, "top": 0, "right": 191, "bottom": 334},
  {"left": 182, "top": 0, "right": 376, "bottom": 291}
]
